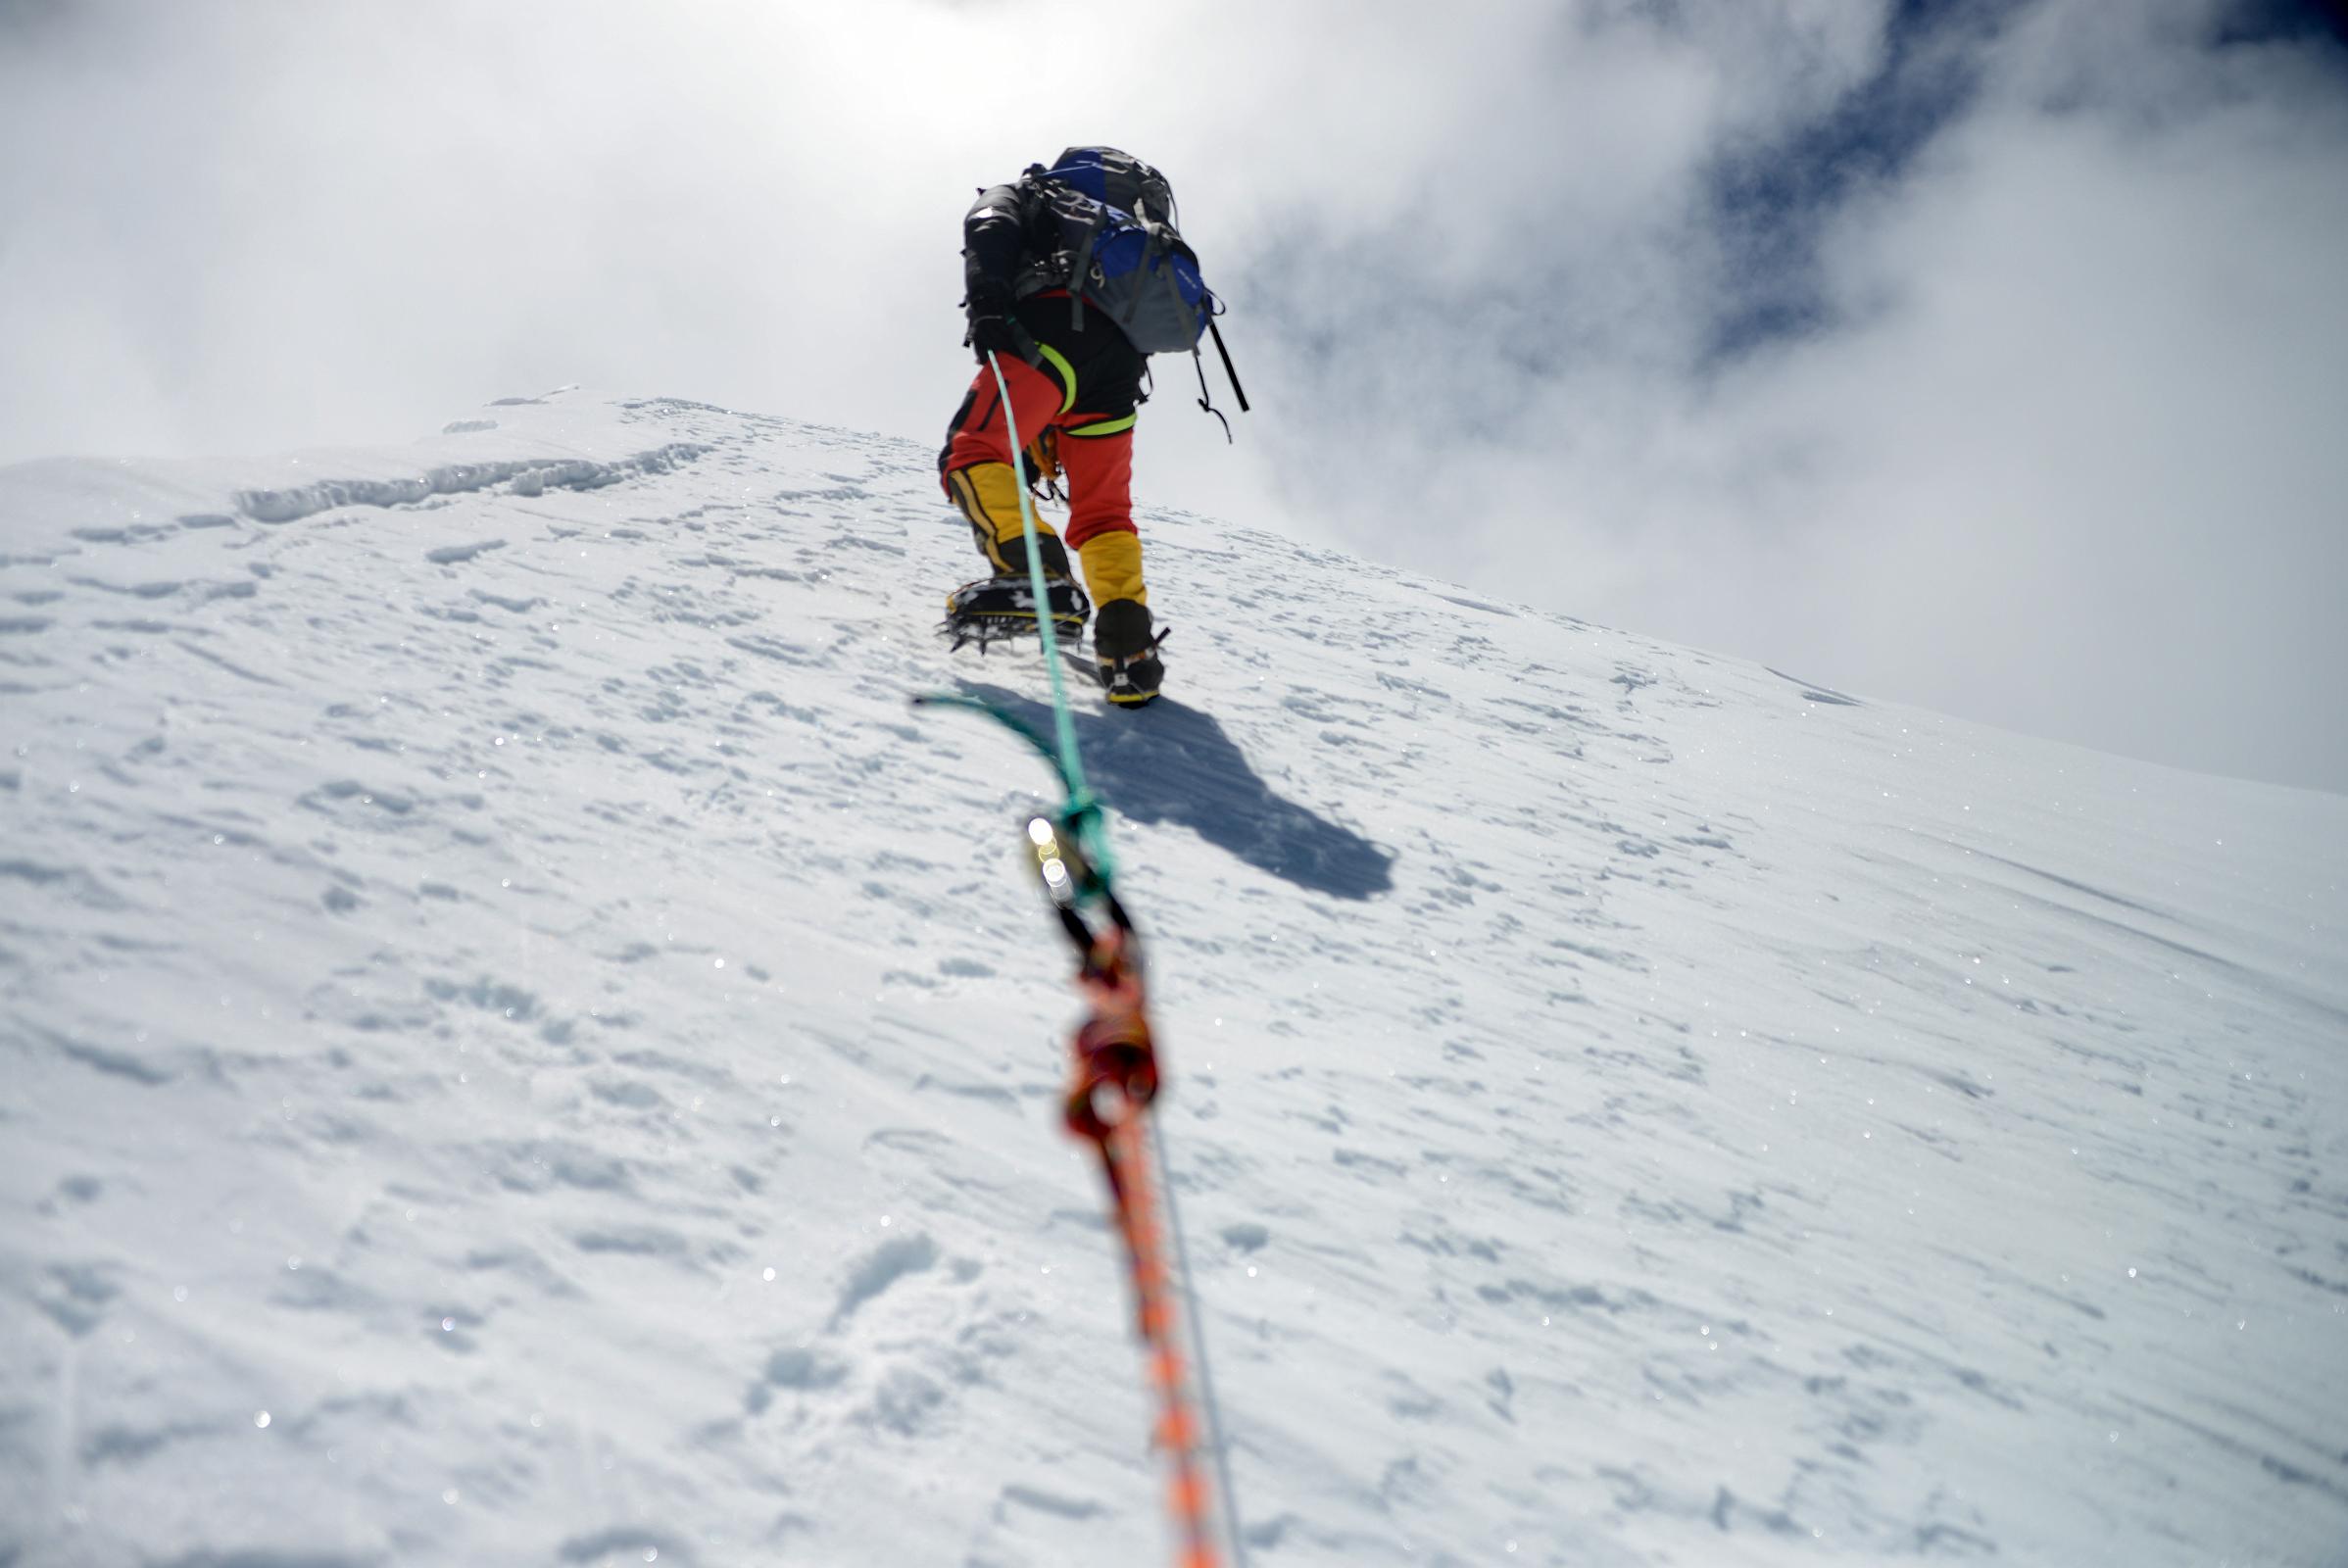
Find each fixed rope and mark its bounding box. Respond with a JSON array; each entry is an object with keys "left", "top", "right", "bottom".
[
  {"left": 1060, "top": 894, "right": 1226, "bottom": 1568},
  {"left": 1149, "top": 1111, "right": 1246, "bottom": 1568}
]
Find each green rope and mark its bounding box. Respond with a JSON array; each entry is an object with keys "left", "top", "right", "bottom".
[
  {"left": 990, "top": 350, "right": 1091, "bottom": 804},
  {"left": 910, "top": 692, "right": 1062, "bottom": 779},
  {"left": 912, "top": 352, "right": 1116, "bottom": 890}
]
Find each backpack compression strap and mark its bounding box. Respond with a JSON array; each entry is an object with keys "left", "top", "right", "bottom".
[
  {"left": 1065, "top": 207, "right": 1102, "bottom": 331},
  {"left": 1208, "top": 319, "right": 1248, "bottom": 413}
]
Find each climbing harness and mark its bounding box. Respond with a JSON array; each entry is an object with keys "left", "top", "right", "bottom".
[{"left": 911, "top": 352, "right": 1245, "bottom": 1566}]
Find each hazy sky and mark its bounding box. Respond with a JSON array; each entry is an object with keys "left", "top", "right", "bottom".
[{"left": 4, "top": 0, "right": 2344, "bottom": 792}]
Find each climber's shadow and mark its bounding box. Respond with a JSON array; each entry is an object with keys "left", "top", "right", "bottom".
[{"left": 954, "top": 684, "right": 1394, "bottom": 901}]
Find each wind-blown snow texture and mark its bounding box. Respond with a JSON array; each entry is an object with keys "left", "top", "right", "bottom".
[{"left": 3, "top": 391, "right": 2344, "bottom": 1567}]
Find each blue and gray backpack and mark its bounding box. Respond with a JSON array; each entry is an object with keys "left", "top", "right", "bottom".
[{"left": 1015, "top": 146, "right": 1216, "bottom": 356}]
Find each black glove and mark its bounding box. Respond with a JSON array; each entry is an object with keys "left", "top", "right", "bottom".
[
  {"left": 965, "top": 280, "right": 1024, "bottom": 365},
  {"left": 968, "top": 311, "right": 1021, "bottom": 365}
]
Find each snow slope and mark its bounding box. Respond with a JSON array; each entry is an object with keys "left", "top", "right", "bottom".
[{"left": 2, "top": 390, "right": 2344, "bottom": 1568}]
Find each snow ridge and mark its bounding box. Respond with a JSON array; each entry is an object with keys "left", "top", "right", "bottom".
[{"left": 232, "top": 441, "right": 709, "bottom": 525}]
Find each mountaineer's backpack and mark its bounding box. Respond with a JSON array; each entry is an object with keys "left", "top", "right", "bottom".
[{"left": 1013, "top": 146, "right": 1217, "bottom": 356}]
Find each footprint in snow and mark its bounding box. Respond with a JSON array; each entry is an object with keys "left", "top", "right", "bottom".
[{"left": 828, "top": 1232, "right": 939, "bottom": 1330}]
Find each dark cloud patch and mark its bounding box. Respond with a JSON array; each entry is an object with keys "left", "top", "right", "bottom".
[
  {"left": 0, "top": 0, "right": 69, "bottom": 31},
  {"left": 2213, "top": 0, "right": 2348, "bottom": 50},
  {"left": 1703, "top": 0, "right": 2030, "bottom": 362}
]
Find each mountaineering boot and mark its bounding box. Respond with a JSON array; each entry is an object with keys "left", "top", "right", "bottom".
[
  {"left": 1093, "top": 598, "right": 1163, "bottom": 708},
  {"left": 982, "top": 526, "right": 1073, "bottom": 585},
  {"left": 942, "top": 572, "right": 1091, "bottom": 648}
]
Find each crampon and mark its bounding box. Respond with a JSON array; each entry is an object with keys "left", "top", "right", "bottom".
[{"left": 939, "top": 573, "right": 1090, "bottom": 653}]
